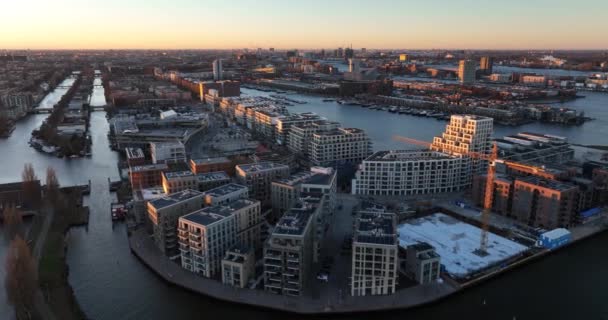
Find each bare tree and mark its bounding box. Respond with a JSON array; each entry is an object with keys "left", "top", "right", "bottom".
[
  {"left": 21, "top": 164, "right": 39, "bottom": 208},
  {"left": 2, "top": 205, "right": 23, "bottom": 241},
  {"left": 5, "top": 236, "right": 38, "bottom": 320},
  {"left": 45, "top": 167, "right": 60, "bottom": 201}
]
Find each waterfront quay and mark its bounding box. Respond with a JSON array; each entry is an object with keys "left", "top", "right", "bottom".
[{"left": 128, "top": 199, "right": 608, "bottom": 315}]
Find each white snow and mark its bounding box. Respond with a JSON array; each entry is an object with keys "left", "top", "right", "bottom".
[{"left": 398, "top": 213, "right": 528, "bottom": 278}]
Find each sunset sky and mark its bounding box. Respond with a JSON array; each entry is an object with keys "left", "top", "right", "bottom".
[{"left": 1, "top": 0, "right": 607, "bottom": 50}]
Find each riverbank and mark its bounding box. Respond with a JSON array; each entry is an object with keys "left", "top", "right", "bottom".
[
  {"left": 127, "top": 228, "right": 457, "bottom": 314},
  {"left": 32, "top": 186, "right": 90, "bottom": 320}
]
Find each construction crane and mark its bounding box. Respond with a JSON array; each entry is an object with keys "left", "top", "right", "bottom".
[{"left": 393, "top": 135, "right": 497, "bottom": 255}]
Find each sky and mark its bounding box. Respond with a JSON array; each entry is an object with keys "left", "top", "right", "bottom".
[{"left": 1, "top": 0, "right": 607, "bottom": 50}]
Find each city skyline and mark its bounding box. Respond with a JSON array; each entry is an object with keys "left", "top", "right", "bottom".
[{"left": 2, "top": 0, "right": 608, "bottom": 50}]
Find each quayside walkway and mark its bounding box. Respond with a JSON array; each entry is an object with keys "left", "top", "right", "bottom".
[{"left": 128, "top": 229, "right": 458, "bottom": 315}]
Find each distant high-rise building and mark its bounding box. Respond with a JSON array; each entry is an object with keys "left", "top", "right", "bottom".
[
  {"left": 345, "top": 47, "right": 354, "bottom": 59},
  {"left": 269, "top": 47, "right": 274, "bottom": 52},
  {"left": 399, "top": 54, "right": 408, "bottom": 62},
  {"left": 480, "top": 56, "right": 494, "bottom": 75},
  {"left": 212, "top": 59, "right": 223, "bottom": 81},
  {"left": 337, "top": 47, "right": 344, "bottom": 58},
  {"left": 348, "top": 58, "right": 361, "bottom": 73},
  {"left": 361, "top": 48, "right": 366, "bottom": 53},
  {"left": 458, "top": 59, "right": 476, "bottom": 84}
]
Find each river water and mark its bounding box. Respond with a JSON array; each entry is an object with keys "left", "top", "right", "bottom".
[{"left": 1, "top": 83, "right": 607, "bottom": 319}]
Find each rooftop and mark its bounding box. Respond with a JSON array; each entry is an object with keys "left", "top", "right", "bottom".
[
  {"left": 354, "top": 211, "right": 397, "bottom": 245},
  {"left": 516, "top": 176, "right": 577, "bottom": 191},
  {"left": 237, "top": 162, "right": 289, "bottom": 174},
  {"left": 163, "top": 171, "right": 195, "bottom": 180},
  {"left": 191, "top": 157, "right": 231, "bottom": 165},
  {"left": 181, "top": 207, "right": 233, "bottom": 227},
  {"left": 130, "top": 163, "right": 168, "bottom": 173},
  {"left": 365, "top": 150, "right": 454, "bottom": 162},
  {"left": 204, "top": 183, "right": 248, "bottom": 197},
  {"left": 197, "top": 171, "right": 230, "bottom": 183},
  {"left": 148, "top": 189, "right": 202, "bottom": 210},
  {"left": 273, "top": 203, "right": 317, "bottom": 236}
]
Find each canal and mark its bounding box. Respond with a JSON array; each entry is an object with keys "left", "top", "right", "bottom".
[{"left": 1, "top": 84, "right": 607, "bottom": 319}]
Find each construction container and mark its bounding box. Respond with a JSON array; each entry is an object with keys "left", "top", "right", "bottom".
[{"left": 538, "top": 228, "right": 571, "bottom": 250}]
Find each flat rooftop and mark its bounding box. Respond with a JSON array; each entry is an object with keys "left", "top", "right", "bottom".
[
  {"left": 126, "top": 147, "right": 145, "bottom": 159},
  {"left": 197, "top": 171, "right": 230, "bottom": 183},
  {"left": 273, "top": 206, "right": 316, "bottom": 236},
  {"left": 148, "top": 189, "right": 202, "bottom": 210},
  {"left": 163, "top": 171, "right": 194, "bottom": 180},
  {"left": 273, "top": 171, "right": 315, "bottom": 187},
  {"left": 365, "top": 150, "right": 454, "bottom": 162},
  {"left": 355, "top": 211, "right": 397, "bottom": 245},
  {"left": 516, "top": 176, "right": 577, "bottom": 191},
  {"left": 130, "top": 163, "right": 168, "bottom": 173},
  {"left": 181, "top": 207, "right": 233, "bottom": 227},
  {"left": 398, "top": 213, "right": 528, "bottom": 278},
  {"left": 237, "top": 162, "right": 289, "bottom": 173},
  {"left": 204, "top": 183, "right": 248, "bottom": 197},
  {"left": 191, "top": 157, "right": 231, "bottom": 165}
]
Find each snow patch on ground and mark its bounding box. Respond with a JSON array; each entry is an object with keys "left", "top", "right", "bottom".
[{"left": 398, "top": 213, "right": 528, "bottom": 278}]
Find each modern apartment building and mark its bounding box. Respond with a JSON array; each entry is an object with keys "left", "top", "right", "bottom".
[
  {"left": 190, "top": 157, "right": 234, "bottom": 175},
  {"left": 263, "top": 201, "right": 318, "bottom": 296},
  {"left": 236, "top": 162, "right": 290, "bottom": 205},
  {"left": 162, "top": 171, "right": 198, "bottom": 194},
  {"left": 196, "top": 171, "right": 231, "bottom": 192},
  {"left": 129, "top": 163, "right": 168, "bottom": 190},
  {"left": 404, "top": 242, "right": 441, "bottom": 284},
  {"left": 431, "top": 115, "right": 493, "bottom": 180},
  {"left": 221, "top": 245, "right": 255, "bottom": 288},
  {"left": 309, "top": 127, "right": 372, "bottom": 167},
  {"left": 147, "top": 189, "right": 204, "bottom": 256},
  {"left": 178, "top": 207, "right": 237, "bottom": 278},
  {"left": 227, "top": 199, "right": 264, "bottom": 250},
  {"left": 352, "top": 150, "right": 469, "bottom": 196},
  {"left": 512, "top": 176, "right": 579, "bottom": 228},
  {"left": 458, "top": 59, "right": 476, "bottom": 84},
  {"left": 288, "top": 120, "right": 340, "bottom": 157},
  {"left": 274, "top": 112, "right": 321, "bottom": 146},
  {"left": 351, "top": 209, "right": 399, "bottom": 296},
  {"left": 271, "top": 167, "right": 337, "bottom": 218},
  {"left": 150, "top": 141, "right": 187, "bottom": 164},
  {"left": 203, "top": 183, "right": 249, "bottom": 206}
]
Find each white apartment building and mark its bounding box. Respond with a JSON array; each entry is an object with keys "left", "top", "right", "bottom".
[
  {"left": 309, "top": 127, "right": 372, "bottom": 167},
  {"left": 352, "top": 150, "right": 469, "bottom": 196},
  {"left": 178, "top": 207, "right": 237, "bottom": 278},
  {"left": 431, "top": 114, "right": 493, "bottom": 179},
  {"left": 288, "top": 120, "right": 340, "bottom": 157},
  {"left": 150, "top": 141, "right": 187, "bottom": 164},
  {"left": 351, "top": 209, "right": 398, "bottom": 297},
  {"left": 274, "top": 112, "right": 321, "bottom": 146}
]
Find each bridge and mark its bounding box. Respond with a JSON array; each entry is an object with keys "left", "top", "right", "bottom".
[{"left": 29, "top": 108, "right": 53, "bottom": 114}]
